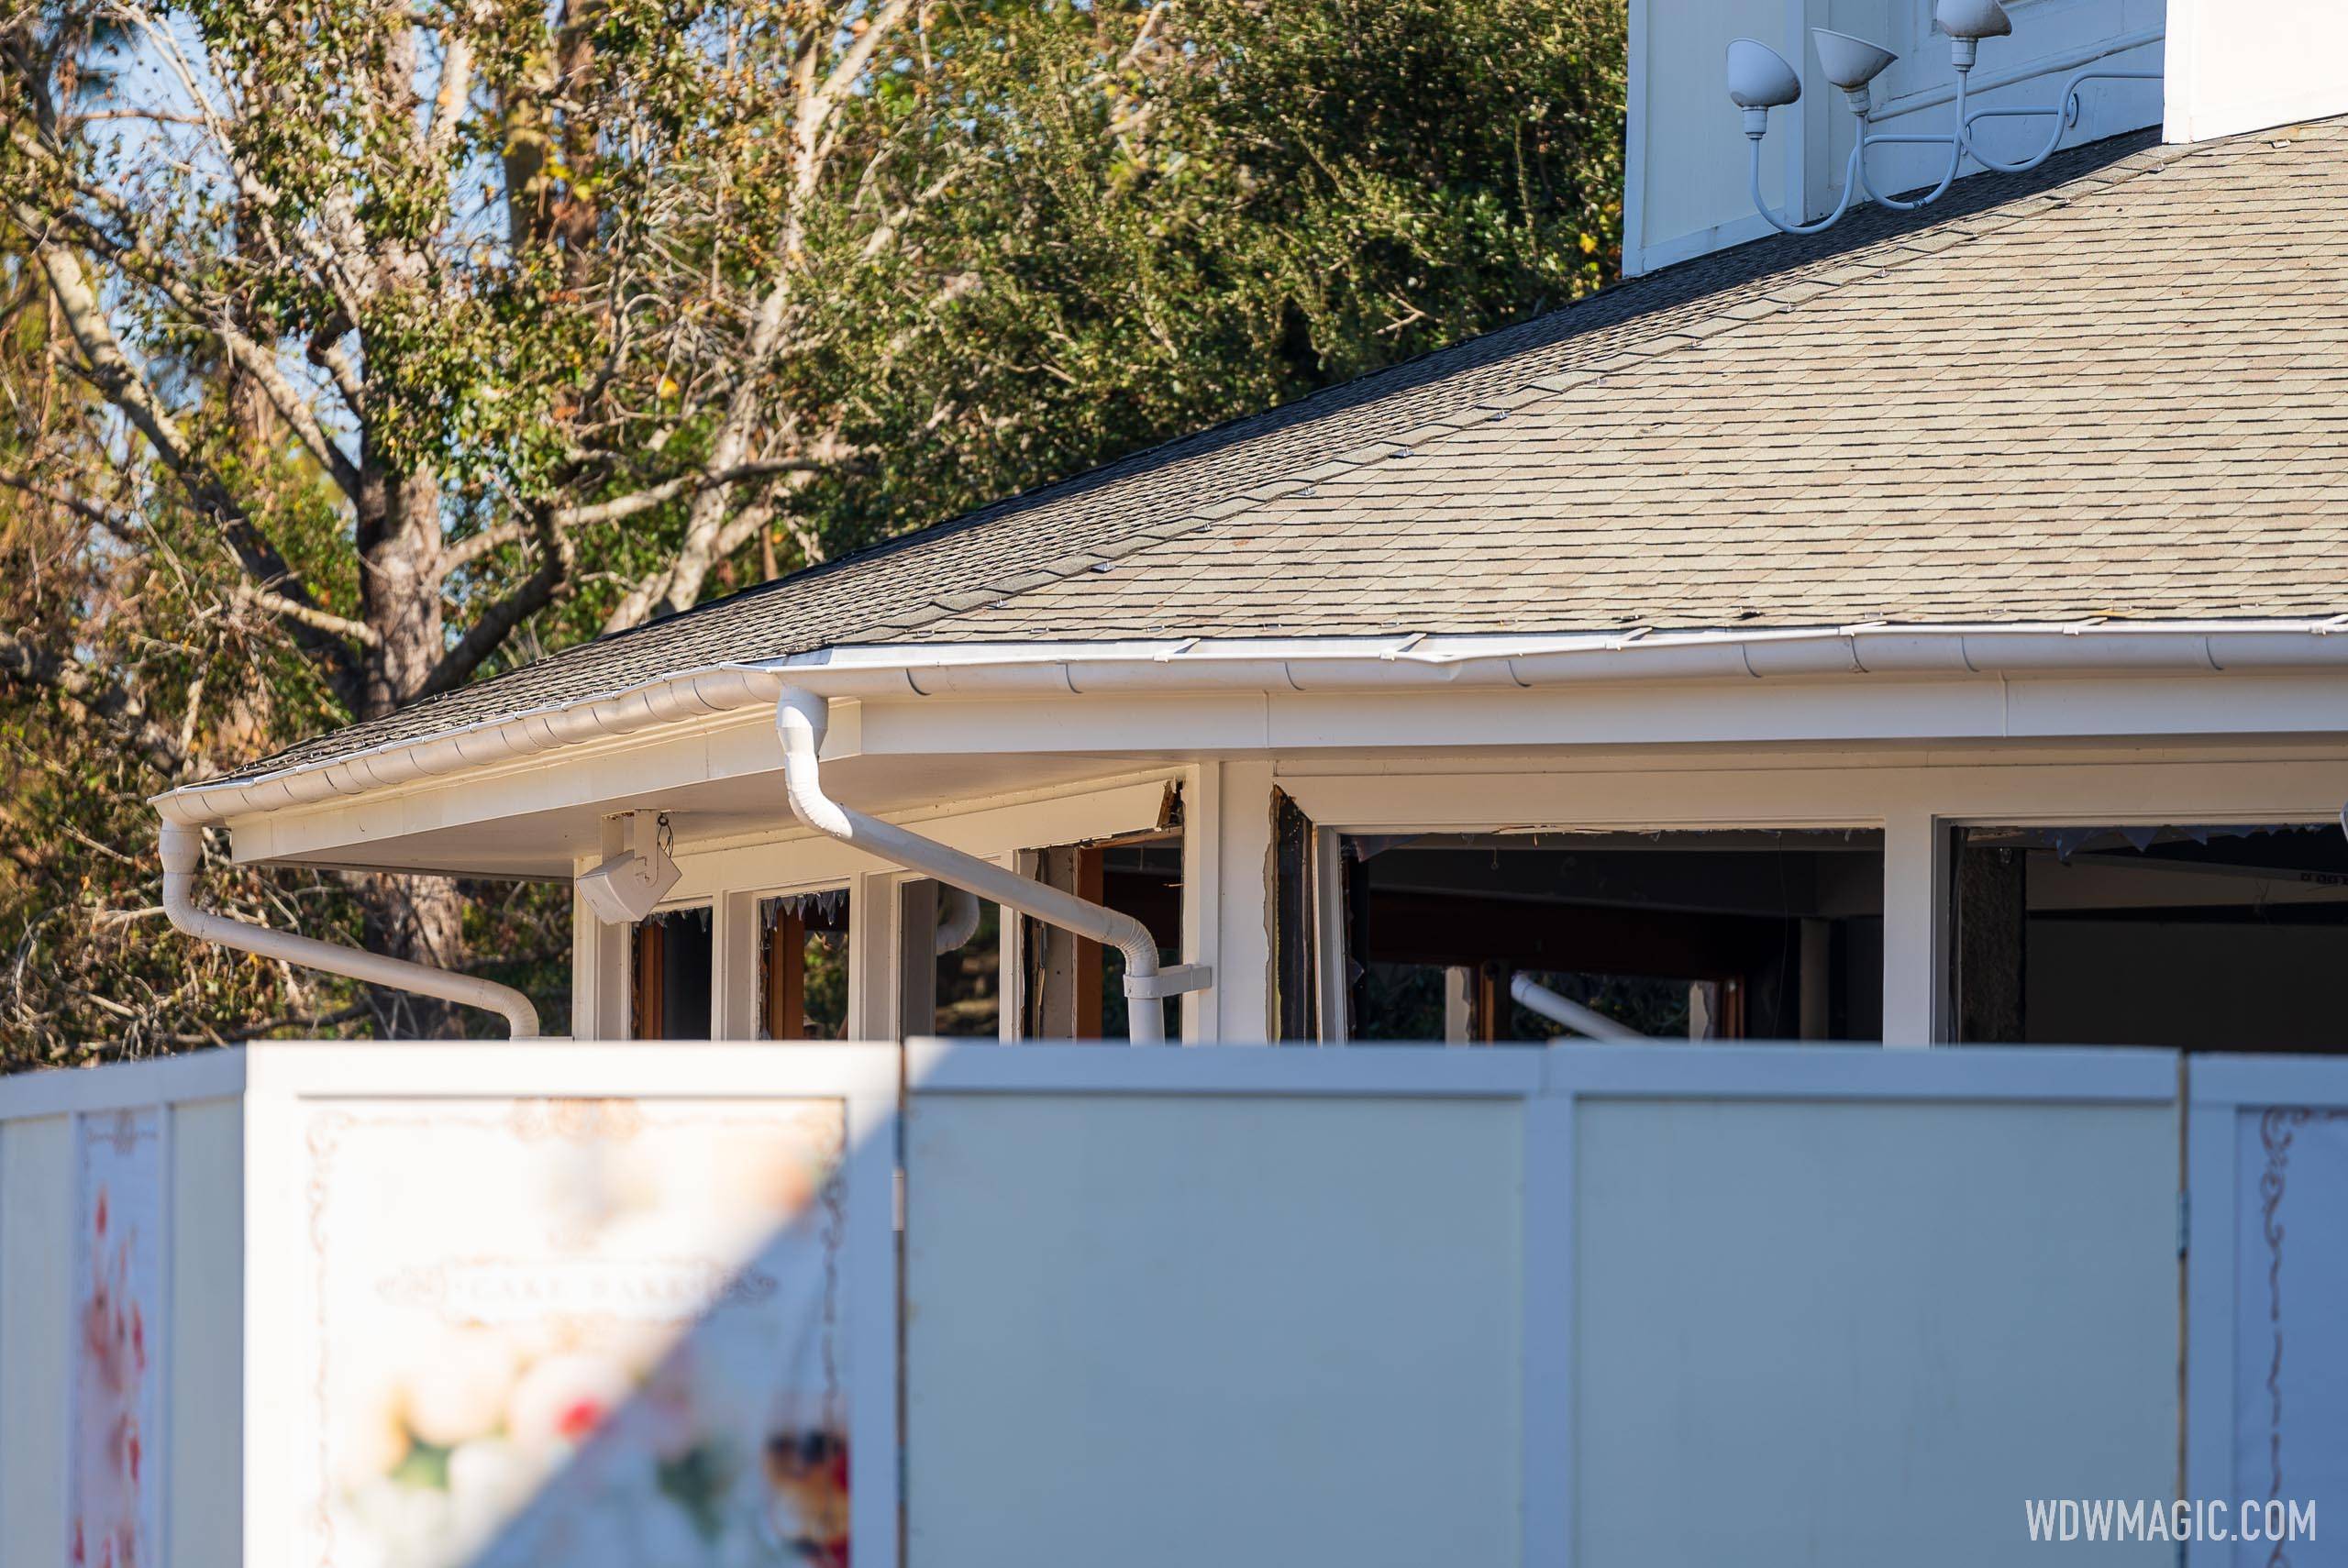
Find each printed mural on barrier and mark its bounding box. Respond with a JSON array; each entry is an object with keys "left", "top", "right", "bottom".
[
  {"left": 304, "top": 1096, "right": 849, "bottom": 1567},
  {"left": 73, "top": 1108, "right": 162, "bottom": 1568},
  {"left": 2237, "top": 1106, "right": 2348, "bottom": 1568}
]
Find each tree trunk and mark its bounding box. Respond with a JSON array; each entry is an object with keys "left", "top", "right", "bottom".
[{"left": 351, "top": 460, "right": 471, "bottom": 1035}]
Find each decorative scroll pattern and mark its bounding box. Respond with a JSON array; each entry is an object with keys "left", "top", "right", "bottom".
[{"left": 2252, "top": 1106, "right": 2348, "bottom": 1568}]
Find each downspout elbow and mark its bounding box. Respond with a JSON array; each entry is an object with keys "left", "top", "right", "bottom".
[
  {"left": 158, "top": 821, "right": 541, "bottom": 1038},
  {"left": 774, "top": 685, "right": 1198, "bottom": 1043}
]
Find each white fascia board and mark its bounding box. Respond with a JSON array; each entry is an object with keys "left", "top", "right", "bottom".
[{"left": 152, "top": 620, "right": 2348, "bottom": 830}]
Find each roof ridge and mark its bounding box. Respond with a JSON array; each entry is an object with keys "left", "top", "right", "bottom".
[{"left": 855, "top": 131, "right": 2202, "bottom": 643}]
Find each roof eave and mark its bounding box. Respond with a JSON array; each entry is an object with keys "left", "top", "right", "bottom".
[{"left": 153, "top": 618, "right": 2348, "bottom": 829}]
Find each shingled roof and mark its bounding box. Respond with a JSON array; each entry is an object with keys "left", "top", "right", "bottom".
[{"left": 234, "top": 118, "right": 2348, "bottom": 780}]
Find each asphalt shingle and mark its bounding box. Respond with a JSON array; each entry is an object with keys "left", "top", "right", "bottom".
[{"left": 230, "top": 120, "right": 2346, "bottom": 781}]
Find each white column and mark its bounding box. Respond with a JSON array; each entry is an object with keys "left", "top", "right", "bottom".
[
  {"left": 715, "top": 889, "right": 764, "bottom": 1040},
  {"left": 570, "top": 858, "right": 628, "bottom": 1041},
  {"left": 1882, "top": 807, "right": 1948, "bottom": 1047},
  {"left": 849, "top": 869, "right": 904, "bottom": 1042},
  {"left": 1200, "top": 761, "right": 1275, "bottom": 1043}
]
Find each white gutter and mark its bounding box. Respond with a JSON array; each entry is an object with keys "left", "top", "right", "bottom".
[
  {"left": 151, "top": 619, "right": 2348, "bottom": 829},
  {"left": 158, "top": 821, "right": 541, "bottom": 1037},
  {"left": 772, "top": 687, "right": 1208, "bottom": 1043},
  {"left": 1510, "top": 974, "right": 1648, "bottom": 1043}
]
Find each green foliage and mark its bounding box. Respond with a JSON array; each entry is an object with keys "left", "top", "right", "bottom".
[
  {"left": 0, "top": 0, "right": 1623, "bottom": 1061},
  {"left": 772, "top": 0, "right": 1623, "bottom": 568}
]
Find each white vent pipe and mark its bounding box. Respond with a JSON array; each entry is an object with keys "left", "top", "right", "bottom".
[
  {"left": 158, "top": 821, "right": 542, "bottom": 1038},
  {"left": 1510, "top": 974, "right": 1646, "bottom": 1043},
  {"left": 774, "top": 686, "right": 1206, "bottom": 1043}
]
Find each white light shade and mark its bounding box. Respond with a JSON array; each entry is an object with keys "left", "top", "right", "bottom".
[
  {"left": 1934, "top": 0, "right": 2013, "bottom": 40},
  {"left": 1811, "top": 28, "right": 1899, "bottom": 92},
  {"left": 1726, "top": 38, "right": 1802, "bottom": 109}
]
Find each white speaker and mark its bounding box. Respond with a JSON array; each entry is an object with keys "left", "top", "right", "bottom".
[{"left": 577, "top": 813, "right": 681, "bottom": 924}]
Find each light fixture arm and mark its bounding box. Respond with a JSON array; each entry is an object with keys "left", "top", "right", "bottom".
[
  {"left": 1956, "top": 63, "right": 2162, "bottom": 172},
  {"left": 1749, "top": 136, "right": 1867, "bottom": 237},
  {"left": 1851, "top": 69, "right": 1971, "bottom": 212},
  {"left": 1733, "top": 15, "right": 2160, "bottom": 239}
]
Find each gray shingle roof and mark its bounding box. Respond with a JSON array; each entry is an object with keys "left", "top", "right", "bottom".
[{"left": 233, "top": 119, "right": 2347, "bottom": 782}]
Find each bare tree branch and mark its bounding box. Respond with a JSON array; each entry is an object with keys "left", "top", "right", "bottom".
[
  {"left": 233, "top": 584, "right": 382, "bottom": 647},
  {"left": 20, "top": 220, "right": 364, "bottom": 701},
  {"left": 548, "top": 457, "right": 828, "bottom": 530},
  {"left": 421, "top": 515, "right": 576, "bottom": 695}
]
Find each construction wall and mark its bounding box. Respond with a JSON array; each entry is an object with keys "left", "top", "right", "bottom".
[
  {"left": 17, "top": 1040, "right": 2339, "bottom": 1567},
  {"left": 0, "top": 1052, "right": 246, "bottom": 1568},
  {"left": 905, "top": 1044, "right": 2181, "bottom": 1568}
]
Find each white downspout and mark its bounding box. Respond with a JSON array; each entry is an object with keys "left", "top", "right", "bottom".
[
  {"left": 774, "top": 686, "right": 1207, "bottom": 1043},
  {"left": 158, "top": 821, "right": 542, "bottom": 1038},
  {"left": 1510, "top": 974, "right": 1647, "bottom": 1043}
]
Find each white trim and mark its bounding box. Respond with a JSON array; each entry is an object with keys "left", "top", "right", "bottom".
[
  {"left": 660, "top": 776, "right": 1180, "bottom": 900},
  {"left": 151, "top": 1105, "right": 175, "bottom": 1568},
  {"left": 1626, "top": 209, "right": 1791, "bottom": 277},
  {"left": 1541, "top": 1041, "right": 2178, "bottom": 1101},
  {"left": 240, "top": 1038, "right": 900, "bottom": 1099},
  {"left": 152, "top": 620, "right": 2348, "bottom": 831},
  {"left": 0, "top": 1048, "right": 247, "bottom": 1122},
  {"left": 1311, "top": 826, "right": 1349, "bottom": 1044},
  {"left": 1179, "top": 762, "right": 1219, "bottom": 1044},
  {"left": 1882, "top": 807, "right": 1947, "bottom": 1046},
  {"left": 1620, "top": 0, "right": 1649, "bottom": 277},
  {"left": 1520, "top": 1089, "right": 1574, "bottom": 1568},
  {"left": 1874, "top": 26, "right": 2165, "bottom": 119},
  {"left": 905, "top": 1039, "right": 1546, "bottom": 1097},
  {"left": 2189, "top": 1055, "right": 2348, "bottom": 1110}
]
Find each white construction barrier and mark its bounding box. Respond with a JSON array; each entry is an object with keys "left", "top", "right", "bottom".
[
  {"left": 0, "top": 1040, "right": 2241, "bottom": 1566},
  {"left": 903, "top": 1043, "right": 2182, "bottom": 1568},
  {"left": 0, "top": 1043, "right": 900, "bottom": 1568},
  {"left": 2187, "top": 1055, "right": 2348, "bottom": 1568}
]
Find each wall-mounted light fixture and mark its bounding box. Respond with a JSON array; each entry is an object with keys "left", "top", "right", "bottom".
[{"left": 1730, "top": 0, "right": 2158, "bottom": 237}]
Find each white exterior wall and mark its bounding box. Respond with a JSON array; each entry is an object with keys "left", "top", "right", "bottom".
[
  {"left": 1625, "top": 0, "right": 2165, "bottom": 276},
  {"left": 1, "top": 1112, "right": 73, "bottom": 1562},
  {"left": 2166, "top": 0, "right": 2348, "bottom": 144},
  {"left": 0, "top": 1052, "right": 248, "bottom": 1568}
]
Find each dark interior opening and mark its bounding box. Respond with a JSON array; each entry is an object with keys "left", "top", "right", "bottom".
[
  {"left": 1954, "top": 823, "right": 2348, "bottom": 1051},
  {"left": 759, "top": 889, "right": 851, "bottom": 1041},
  {"left": 1023, "top": 832, "right": 1184, "bottom": 1040},
  {"left": 1341, "top": 830, "right": 1886, "bottom": 1043},
  {"left": 908, "top": 882, "right": 1002, "bottom": 1038},
  {"left": 633, "top": 907, "right": 714, "bottom": 1040}
]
